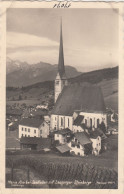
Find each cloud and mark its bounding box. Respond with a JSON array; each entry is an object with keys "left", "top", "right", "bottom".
[
  {"left": 7, "top": 31, "right": 59, "bottom": 49},
  {"left": 7, "top": 32, "right": 118, "bottom": 71}
]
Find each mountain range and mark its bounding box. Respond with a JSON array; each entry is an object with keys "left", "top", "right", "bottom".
[{"left": 6, "top": 57, "right": 81, "bottom": 87}]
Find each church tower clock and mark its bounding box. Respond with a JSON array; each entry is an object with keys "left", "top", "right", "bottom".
[{"left": 54, "top": 20, "right": 68, "bottom": 103}]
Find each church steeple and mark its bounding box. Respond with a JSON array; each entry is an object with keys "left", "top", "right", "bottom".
[
  {"left": 54, "top": 19, "right": 68, "bottom": 103},
  {"left": 58, "top": 19, "right": 65, "bottom": 78}
]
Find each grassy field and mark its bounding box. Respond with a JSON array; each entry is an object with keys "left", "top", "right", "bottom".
[{"left": 6, "top": 134, "right": 118, "bottom": 172}]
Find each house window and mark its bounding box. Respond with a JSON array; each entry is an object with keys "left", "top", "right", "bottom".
[
  {"left": 77, "top": 144, "right": 80, "bottom": 148},
  {"left": 22, "top": 127, "right": 23, "bottom": 131},
  {"left": 28, "top": 135, "right": 30, "bottom": 137},
  {"left": 99, "top": 143, "right": 100, "bottom": 146},
  {"left": 78, "top": 152, "right": 80, "bottom": 156},
  {"left": 68, "top": 118, "right": 69, "bottom": 127},
  {"left": 40, "top": 130, "right": 42, "bottom": 134},
  {"left": 21, "top": 134, "right": 23, "bottom": 137},
  {"left": 75, "top": 138, "right": 77, "bottom": 143},
  {"left": 25, "top": 128, "right": 27, "bottom": 131},
  {"left": 28, "top": 128, "right": 30, "bottom": 132},
  {"left": 71, "top": 142, "right": 75, "bottom": 147},
  {"left": 25, "top": 134, "right": 27, "bottom": 137},
  {"left": 34, "top": 129, "right": 36, "bottom": 133},
  {"left": 42, "top": 123, "right": 44, "bottom": 127}
]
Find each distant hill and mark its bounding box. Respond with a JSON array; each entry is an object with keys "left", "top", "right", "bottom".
[
  {"left": 69, "top": 66, "right": 118, "bottom": 84},
  {"left": 6, "top": 57, "right": 81, "bottom": 87},
  {"left": 6, "top": 66, "right": 118, "bottom": 112}
]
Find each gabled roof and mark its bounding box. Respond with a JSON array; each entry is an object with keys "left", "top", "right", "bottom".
[
  {"left": 89, "top": 131, "right": 101, "bottom": 139},
  {"left": 52, "top": 84, "right": 106, "bottom": 116},
  {"left": 89, "top": 129, "right": 107, "bottom": 140},
  {"left": 54, "top": 128, "right": 71, "bottom": 135},
  {"left": 74, "top": 132, "right": 92, "bottom": 145},
  {"left": 19, "top": 118, "right": 43, "bottom": 128},
  {"left": 56, "top": 144, "right": 71, "bottom": 153},
  {"left": 73, "top": 115, "right": 84, "bottom": 126}
]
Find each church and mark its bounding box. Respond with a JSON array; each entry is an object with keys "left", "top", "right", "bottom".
[{"left": 50, "top": 21, "right": 107, "bottom": 132}]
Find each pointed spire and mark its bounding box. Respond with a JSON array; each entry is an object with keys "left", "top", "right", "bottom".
[{"left": 58, "top": 18, "right": 65, "bottom": 78}]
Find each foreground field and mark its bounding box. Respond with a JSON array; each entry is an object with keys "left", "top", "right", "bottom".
[{"left": 6, "top": 134, "right": 118, "bottom": 188}]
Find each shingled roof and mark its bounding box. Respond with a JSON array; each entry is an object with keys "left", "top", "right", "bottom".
[
  {"left": 52, "top": 84, "right": 106, "bottom": 116},
  {"left": 74, "top": 132, "right": 92, "bottom": 145},
  {"left": 19, "top": 118, "right": 43, "bottom": 128}
]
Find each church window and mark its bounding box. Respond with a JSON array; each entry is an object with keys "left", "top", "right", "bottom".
[
  {"left": 68, "top": 118, "right": 69, "bottom": 127},
  {"left": 85, "top": 119, "right": 87, "bottom": 126},
  {"left": 61, "top": 117, "right": 63, "bottom": 126},
  {"left": 90, "top": 118, "right": 92, "bottom": 127},
  {"left": 56, "top": 81, "right": 59, "bottom": 85},
  {"left": 97, "top": 119, "right": 100, "bottom": 127}
]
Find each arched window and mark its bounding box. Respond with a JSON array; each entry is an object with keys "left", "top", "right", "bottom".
[
  {"left": 68, "top": 118, "right": 69, "bottom": 127},
  {"left": 97, "top": 119, "right": 100, "bottom": 127},
  {"left": 61, "top": 117, "right": 63, "bottom": 126},
  {"left": 90, "top": 118, "right": 92, "bottom": 127},
  {"left": 85, "top": 119, "right": 87, "bottom": 126}
]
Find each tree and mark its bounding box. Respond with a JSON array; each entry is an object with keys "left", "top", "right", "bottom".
[{"left": 99, "top": 121, "right": 106, "bottom": 133}]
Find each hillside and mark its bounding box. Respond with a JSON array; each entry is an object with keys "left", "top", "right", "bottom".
[
  {"left": 6, "top": 66, "right": 118, "bottom": 112},
  {"left": 6, "top": 58, "right": 81, "bottom": 87}
]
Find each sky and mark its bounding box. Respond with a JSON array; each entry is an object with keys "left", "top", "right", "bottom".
[{"left": 7, "top": 8, "right": 119, "bottom": 72}]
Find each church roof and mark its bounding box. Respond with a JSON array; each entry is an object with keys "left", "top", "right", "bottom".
[
  {"left": 58, "top": 19, "right": 66, "bottom": 78},
  {"left": 52, "top": 84, "right": 106, "bottom": 116}
]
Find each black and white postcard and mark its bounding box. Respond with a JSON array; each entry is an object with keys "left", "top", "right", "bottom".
[{"left": 0, "top": 1, "right": 123, "bottom": 193}]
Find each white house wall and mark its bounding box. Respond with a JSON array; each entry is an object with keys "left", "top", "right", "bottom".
[
  {"left": 39, "top": 122, "right": 49, "bottom": 138},
  {"left": 90, "top": 136, "right": 101, "bottom": 154},
  {"left": 54, "top": 134, "right": 65, "bottom": 144},
  {"left": 68, "top": 142, "right": 85, "bottom": 156},
  {"left": 79, "top": 112, "right": 107, "bottom": 128},
  {"left": 19, "top": 125, "right": 39, "bottom": 138}
]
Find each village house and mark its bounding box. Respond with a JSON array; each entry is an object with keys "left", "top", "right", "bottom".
[
  {"left": 68, "top": 132, "right": 92, "bottom": 156},
  {"left": 56, "top": 144, "right": 71, "bottom": 155},
  {"left": 89, "top": 130, "right": 101, "bottom": 155},
  {"left": 54, "top": 128, "right": 72, "bottom": 144},
  {"left": 50, "top": 20, "right": 107, "bottom": 132},
  {"left": 19, "top": 118, "right": 49, "bottom": 138},
  {"left": 20, "top": 137, "right": 51, "bottom": 150}
]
